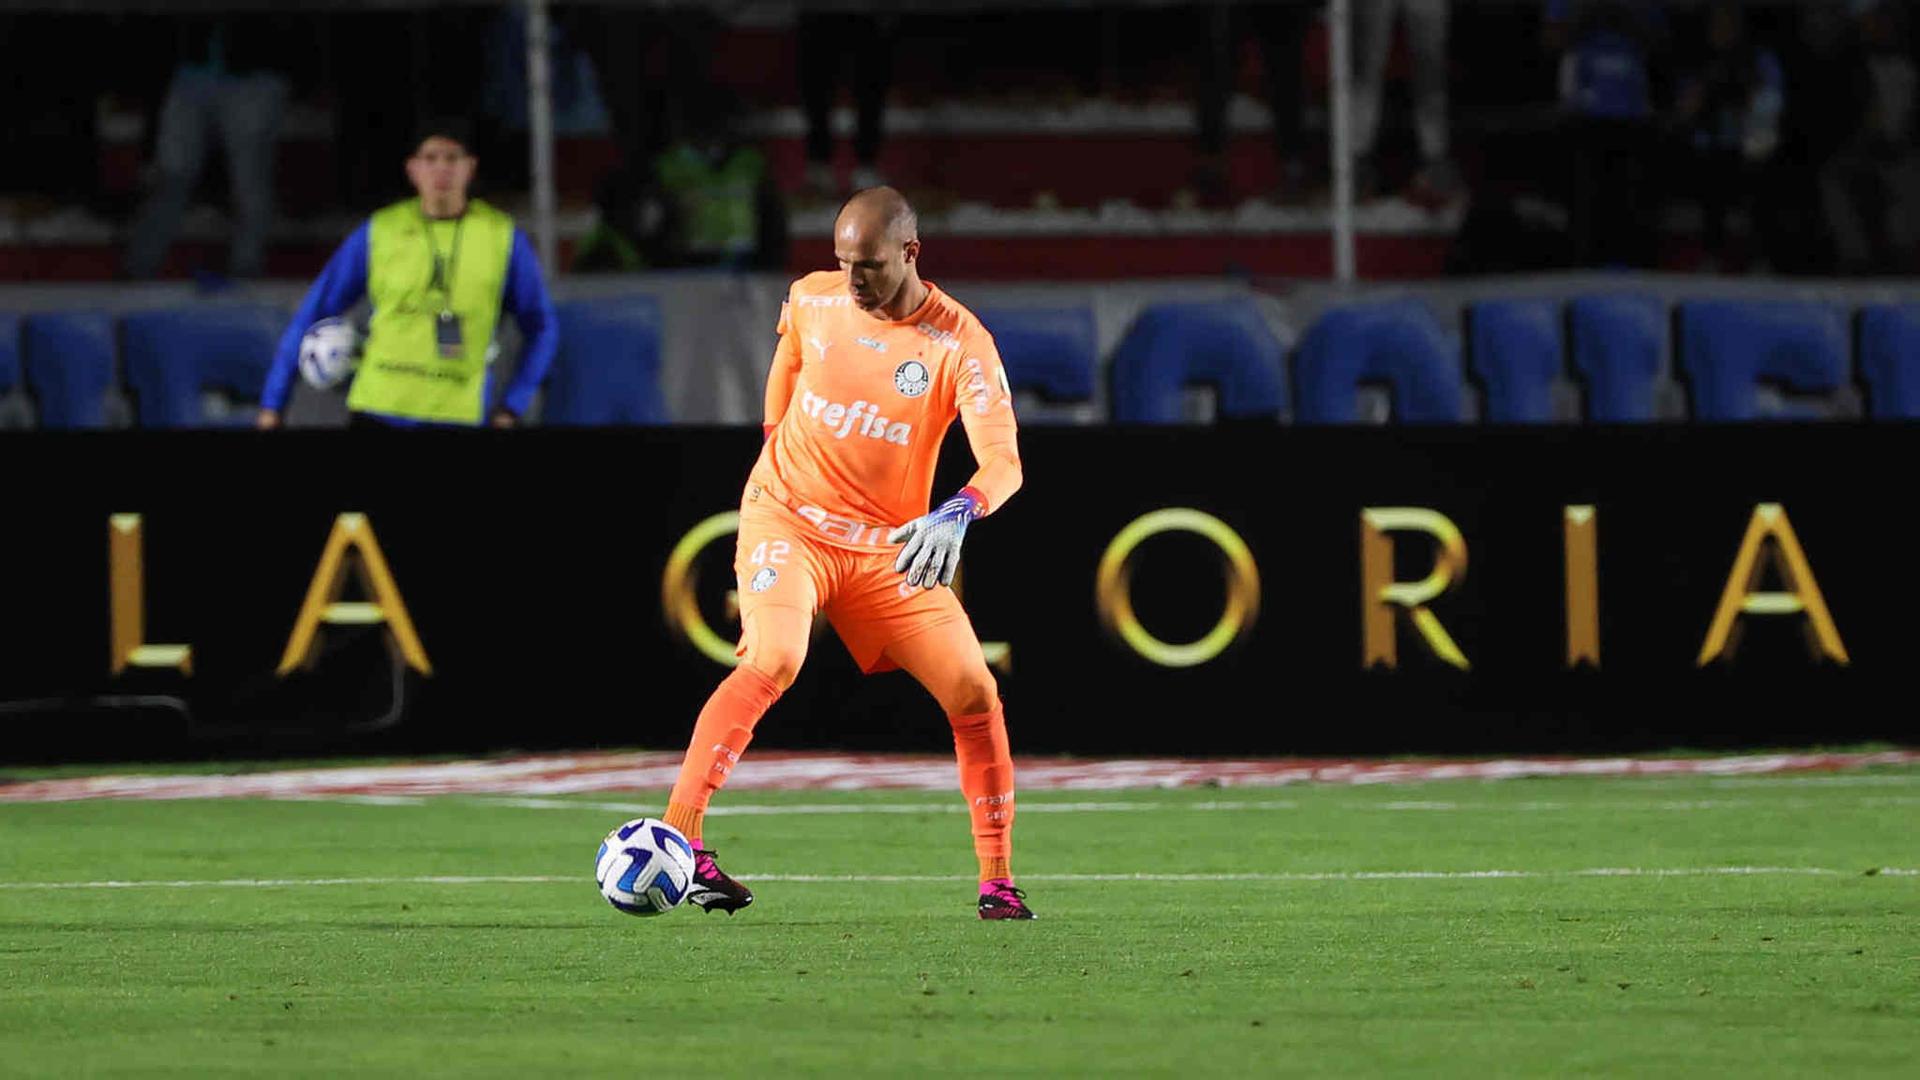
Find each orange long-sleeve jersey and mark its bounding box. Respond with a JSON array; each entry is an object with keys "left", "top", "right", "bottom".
[{"left": 747, "top": 271, "right": 1023, "bottom": 550}]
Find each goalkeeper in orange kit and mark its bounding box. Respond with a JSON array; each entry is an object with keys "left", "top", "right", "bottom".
[{"left": 661, "top": 186, "right": 1032, "bottom": 920}]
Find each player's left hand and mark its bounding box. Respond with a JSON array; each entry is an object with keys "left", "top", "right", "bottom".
[{"left": 889, "top": 491, "right": 981, "bottom": 589}]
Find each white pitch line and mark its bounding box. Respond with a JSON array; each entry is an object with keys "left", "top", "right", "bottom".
[
  {"left": 476, "top": 797, "right": 1303, "bottom": 816},
  {"left": 0, "top": 867, "right": 1913, "bottom": 891},
  {"left": 749, "top": 867, "right": 1920, "bottom": 883},
  {"left": 457, "top": 795, "right": 1920, "bottom": 816},
  {"left": 0, "top": 875, "right": 572, "bottom": 890},
  {"left": 275, "top": 794, "right": 429, "bottom": 807},
  {"left": 1706, "top": 774, "right": 1920, "bottom": 789}
]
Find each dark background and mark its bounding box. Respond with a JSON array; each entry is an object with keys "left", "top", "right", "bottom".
[
  {"left": 0, "top": 423, "right": 1904, "bottom": 762},
  {"left": 2, "top": 1, "right": 1912, "bottom": 280}
]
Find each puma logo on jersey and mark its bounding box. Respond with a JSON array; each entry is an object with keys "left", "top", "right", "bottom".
[{"left": 800, "top": 389, "right": 913, "bottom": 445}]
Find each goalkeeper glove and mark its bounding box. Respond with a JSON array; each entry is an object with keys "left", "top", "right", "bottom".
[{"left": 889, "top": 489, "right": 983, "bottom": 589}]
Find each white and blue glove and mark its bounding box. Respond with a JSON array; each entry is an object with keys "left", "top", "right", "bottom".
[{"left": 889, "top": 490, "right": 983, "bottom": 589}]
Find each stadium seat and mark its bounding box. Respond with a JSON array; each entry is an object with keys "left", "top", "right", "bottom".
[
  {"left": 545, "top": 297, "right": 668, "bottom": 425},
  {"left": 974, "top": 307, "right": 1097, "bottom": 403},
  {"left": 122, "top": 306, "right": 283, "bottom": 428},
  {"left": 22, "top": 311, "right": 116, "bottom": 429},
  {"left": 1109, "top": 300, "right": 1287, "bottom": 422},
  {"left": 1859, "top": 305, "right": 1920, "bottom": 420},
  {"left": 1293, "top": 300, "right": 1461, "bottom": 423},
  {"left": 1679, "top": 300, "right": 1848, "bottom": 421},
  {"left": 1569, "top": 295, "right": 1664, "bottom": 422},
  {"left": 0, "top": 312, "right": 19, "bottom": 395},
  {"left": 1469, "top": 300, "right": 1563, "bottom": 424}
]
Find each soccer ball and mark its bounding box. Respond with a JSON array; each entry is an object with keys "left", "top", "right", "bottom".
[
  {"left": 595, "top": 818, "right": 696, "bottom": 917},
  {"left": 298, "top": 316, "right": 361, "bottom": 390}
]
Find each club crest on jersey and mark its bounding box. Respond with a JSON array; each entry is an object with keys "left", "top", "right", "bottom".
[
  {"left": 894, "top": 360, "right": 931, "bottom": 398},
  {"left": 749, "top": 567, "right": 778, "bottom": 593}
]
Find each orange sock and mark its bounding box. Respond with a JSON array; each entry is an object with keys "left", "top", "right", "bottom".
[
  {"left": 951, "top": 703, "right": 1015, "bottom": 882},
  {"left": 665, "top": 664, "right": 784, "bottom": 846},
  {"left": 662, "top": 802, "right": 703, "bottom": 846}
]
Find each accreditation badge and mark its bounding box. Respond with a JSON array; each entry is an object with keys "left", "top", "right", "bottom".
[{"left": 435, "top": 310, "right": 464, "bottom": 359}]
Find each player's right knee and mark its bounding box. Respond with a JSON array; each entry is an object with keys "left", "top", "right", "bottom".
[
  {"left": 739, "top": 606, "right": 812, "bottom": 691},
  {"left": 742, "top": 645, "right": 805, "bottom": 692},
  {"left": 947, "top": 667, "right": 1000, "bottom": 718}
]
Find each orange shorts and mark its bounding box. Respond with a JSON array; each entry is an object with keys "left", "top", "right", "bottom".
[{"left": 734, "top": 498, "right": 969, "bottom": 673}]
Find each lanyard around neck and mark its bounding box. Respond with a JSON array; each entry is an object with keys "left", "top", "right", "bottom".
[{"left": 421, "top": 206, "right": 465, "bottom": 309}]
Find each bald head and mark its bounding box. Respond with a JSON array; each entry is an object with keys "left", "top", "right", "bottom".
[
  {"left": 833, "top": 186, "right": 926, "bottom": 318},
  {"left": 837, "top": 186, "right": 918, "bottom": 247}
]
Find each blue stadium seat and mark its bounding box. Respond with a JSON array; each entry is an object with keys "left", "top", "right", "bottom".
[
  {"left": 1569, "top": 295, "right": 1664, "bottom": 422},
  {"left": 23, "top": 311, "right": 116, "bottom": 429},
  {"left": 974, "top": 307, "right": 1097, "bottom": 403},
  {"left": 0, "top": 313, "right": 19, "bottom": 395},
  {"left": 1859, "top": 305, "right": 1920, "bottom": 420},
  {"left": 1293, "top": 300, "right": 1461, "bottom": 423},
  {"left": 1109, "top": 300, "right": 1287, "bottom": 422},
  {"left": 1679, "top": 300, "right": 1848, "bottom": 421},
  {"left": 1469, "top": 300, "right": 1563, "bottom": 423},
  {"left": 546, "top": 297, "right": 667, "bottom": 425},
  {"left": 122, "top": 306, "right": 283, "bottom": 428}
]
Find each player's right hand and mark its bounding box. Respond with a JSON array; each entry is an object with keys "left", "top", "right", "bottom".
[{"left": 255, "top": 409, "right": 282, "bottom": 430}]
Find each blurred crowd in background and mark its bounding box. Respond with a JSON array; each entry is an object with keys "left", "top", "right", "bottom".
[{"left": 0, "top": 0, "right": 1913, "bottom": 282}]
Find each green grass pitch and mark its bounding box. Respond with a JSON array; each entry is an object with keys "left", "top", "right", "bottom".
[{"left": 1, "top": 767, "right": 1916, "bottom": 1076}]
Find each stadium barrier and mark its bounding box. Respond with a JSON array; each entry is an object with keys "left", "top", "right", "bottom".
[
  {"left": 544, "top": 297, "right": 669, "bottom": 425},
  {"left": 0, "top": 312, "right": 18, "bottom": 398},
  {"left": 0, "top": 424, "right": 1908, "bottom": 762},
  {"left": 1679, "top": 301, "right": 1852, "bottom": 422},
  {"left": 1861, "top": 305, "right": 1920, "bottom": 419},
  {"left": 6, "top": 275, "right": 1920, "bottom": 428},
  {"left": 971, "top": 306, "right": 1098, "bottom": 411},
  {"left": 1109, "top": 300, "right": 1289, "bottom": 422},
  {"left": 121, "top": 306, "right": 282, "bottom": 429},
  {"left": 1569, "top": 295, "right": 1665, "bottom": 422},
  {"left": 21, "top": 311, "right": 116, "bottom": 429},
  {"left": 1467, "top": 300, "right": 1561, "bottom": 424},
  {"left": 1294, "top": 300, "right": 1461, "bottom": 423}
]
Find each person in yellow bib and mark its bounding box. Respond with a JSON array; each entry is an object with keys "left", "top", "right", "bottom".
[{"left": 259, "top": 120, "right": 557, "bottom": 429}]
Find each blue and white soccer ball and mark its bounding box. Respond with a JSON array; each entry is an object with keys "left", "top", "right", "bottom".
[
  {"left": 595, "top": 817, "right": 696, "bottom": 917},
  {"left": 298, "top": 316, "right": 361, "bottom": 390}
]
